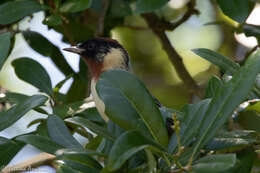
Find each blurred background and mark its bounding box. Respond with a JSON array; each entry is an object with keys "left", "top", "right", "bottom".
[{"left": 0, "top": 0, "right": 260, "bottom": 172}]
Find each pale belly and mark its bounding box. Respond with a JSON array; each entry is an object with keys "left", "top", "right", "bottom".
[{"left": 91, "top": 79, "right": 109, "bottom": 122}]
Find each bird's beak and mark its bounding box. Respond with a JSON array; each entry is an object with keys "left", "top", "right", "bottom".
[{"left": 63, "top": 46, "right": 84, "bottom": 54}]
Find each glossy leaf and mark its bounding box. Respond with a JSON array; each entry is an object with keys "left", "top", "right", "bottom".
[
  {"left": 238, "top": 110, "right": 260, "bottom": 133},
  {"left": 205, "top": 76, "right": 223, "bottom": 98},
  {"left": 47, "top": 115, "right": 83, "bottom": 149},
  {"left": 76, "top": 107, "right": 105, "bottom": 124},
  {"left": 0, "top": 137, "right": 24, "bottom": 168},
  {"left": 107, "top": 130, "right": 166, "bottom": 171},
  {"left": 53, "top": 101, "right": 85, "bottom": 119},
  {"left": 192, "top": 50, "right": 260, "bottom": 157},
  {"left": 96, "top": 70, "right": 168, "bottom": 147},
  {"left": 65, "top": 117, "right": 115, "bottom": 141},
  {"left": 0, "top": 0, "right": 43, "bottom": 25},
  {"left": 43, "top": 14, "right": 63, "bottom": 26},
  {"left": 16, "top": 134, "right": 63, "bottom": 154},
  {"left": 59, "top": 160, "right": 100, "bottom": 173},
  {"left": 0, "top": 95, "right": 48, "bottom": 131},
  {"left": 192, "top": 154, "right": 236, "bottom": 173},
  {"left": 216, "top": 0, "right": 256, "bottom": 23},
  {"left": 0, "top": 32, "right": 11, "bottom": 71},
  {"left": 12, "top": 58, "right": 53, "bottom": 96},
  {"left": 192, "top": 48, "right": 240, "bottom": 74},
  {"left": 136, "top": 0, "right": 168, "bottom": 13},
  {"left": 205, "top": 130, "right": 258, "bottom": 151},
  {"left": 56, "top": 165, "right": 78, "bottom": 173},
  {"left": 23, "top": 31, "right": 74, "bottom": 76},
  {"left": 60, "top": 0, "right": 91, "bottom": 13}
]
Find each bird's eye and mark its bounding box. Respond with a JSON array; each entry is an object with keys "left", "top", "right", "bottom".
[{"left": 87, "top": 43, "right": 95, "bottom": 50}]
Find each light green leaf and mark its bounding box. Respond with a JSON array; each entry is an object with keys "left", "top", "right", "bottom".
[
  {"left": 60, "top": 0, "right": 91, "bottom": 13},
  {"left": 15, "top": 134, "right": 63, "bottom": 154},
  {"left": 0, "top": 95, "right": 48, "bottom": 131},
  {"left": 0, "top": 32, "right": 11, "bottom": 71},
  {"left": 96, "top": 70, "right": 168, "bottom": 147},
  {"left": 12, "top": 58, "right": 53, "bottom": 96},
  {"left": 107, "top": 130, "right": 166, "bottom": 171},
  {"left": 216, "top": 0, "right": 256, "bottom": 23},
  {"left": 65, "top": 117, "right": 115, "bottom": 141},
  {"left": 0, "top": 0, "right": 44, "bottom": 25},
  {"left": 192, "top": 154, "right": 236, "bottom": 173},
  {"left": 47, "top": 115, "right": 83, "bottom": 149},
  {"left": 136, "top": 0, "right": 168, "bottom": 13}
]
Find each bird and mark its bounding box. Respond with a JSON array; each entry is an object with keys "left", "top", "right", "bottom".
[{"left": 63, "top": 38, "right": 173, "bottom": 135}]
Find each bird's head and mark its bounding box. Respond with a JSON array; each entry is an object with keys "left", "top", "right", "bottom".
[{"left": 63, "top": 38, "right": 130, "bottom": 80}]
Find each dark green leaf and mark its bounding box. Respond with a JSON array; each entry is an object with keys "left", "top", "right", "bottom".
[
  {"left": 47, "top": 115, "right": 83, "bottom": 149},
  {"left": 76, "top": 107, "right": 105, "bottom": 124},
  {"left": 16, "top": 134, "right": 63, "bottom": 154},
  {"left": 0, "top": 95, "right": 48, "bottom": 131},
  {"left": 205, "top": 76, "right": 223, "bottom": 98},
  {"left": 12, "top": 58, "right": 53, "bottom": 95},
  {"left": 109, "top": 0, "right": 132, "bottom": 17},
  {"left": 60, "top": 0, "right": 91, "bottom": 13},
  {"left": 107, "top": 130, "right": 166, "bottom": 171},
  {"left": 22, "top": 31, "right": 74, "bottom": 76},
  {"left": 65, "top": 117, "right": 115, "bottom": 141},
  {"left": 3, "top": 92, "right": 29, "bottom": 104},
  {"left": 0, "top": 137, "right": 24, "bottom": 168},
  {"left": 136, "top": 0, "right": 168, "bottom": 13},
  {"left": 192, "top": 154, "right": 236, "bottom": 173},
  {"left": 216, "top": 0, "right": 256, "bottom": 23},
  {"left": 43, "top": 14, "right": 63, "bottom": 26},
  {"left": 0, "top": 32, "right": 11, "bottom": 71},
  {"left": 0, "top": 0, "right": 43, "bottom": 25},
  {"left": 97, "top": 70, "right": 168, "bottom": 147},
  {"left": 192, "top": 48, "right": 240, "bottom": 74},
  {"left": 56, "top": 165, "right": 78, "bottom": 173},
  {"left": 192, "top": 50, "right": 260, "bottom": 157},
  {"left": 59, "top": 159, "right": 100, "bottom": 173},
  {"left": 85, "top": 136, "right": 103, "bottom": 150}
]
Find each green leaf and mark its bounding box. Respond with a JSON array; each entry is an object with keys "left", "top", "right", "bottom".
[
  {"left": 12, "top": 58, "right": 53, "bottom": 96},
  {"left": 0, "top": 0, "right": 44, "bottom": 25},
  {"left": 0, "top": 137, "right": 24, "bottom": 168},
  {"left": 15, "top": 134, "right": 63, "bottom": 154},
  {"left": 238, "top": 110, "right": 260, "bottom": 133},
  {"left": 192, "top": 50, "right": 260, "bottom": 157},
  {"left": 22, "top": 31, "right": 74, "bottom": 76},
  {"left": 59, "top": 160, "right": 100, "bottom": 173},
  {"left": 53, "top": 101, "right": 85, "bottom": 118},
  {"left": 168, "top": 99, "right": 211, "bottom": 153},
  {"left": 109, "top": 0, "right": 132, "bottom": 17},
  {"left": 0, "top": 32, "right": 11, "bottom": 71},
  {"left": 47, "top": 115, "right": 83, "bottom": 149},
  {"left": 57, "top": 151, "right": 103, "bottom": 171},
  {"left": 192, "top": 48, "right": 240, "bottom": 74},
  {"left": 43, "top": 14, "right": 63, "bottom": 26},
  {"left": 96, "top": 70, "right": 168, "bottom": 147},
  {"left": 107, "top": 130, "right": 166, "bottom": 171},
  {"left": 65, "top": 117, "right": 115, "bottom": 141},
  {"left": 192, "top": 154, "right": 236, "bottom": 173},
  {"left": 205, "top": 130, "right": 258, "bottom": 151},
  {"left": 216, "top": 0, "right": 256, "bottom": 23},
  {"left": 56, "top": 165, "right": 78, "bottom": 173},
  {"left": 136, "top": 0, "right": 168, "bottom": 14},
  {"left": 0, "top": 95, "right": 48, "bottom": 131},
  {"left": 205, "top": 76, "right": 223, "bottom": 98},
  {"left": 60, "top": 0, "right": 91, "bottom": 13},
  {"left": 76, "top": 107, "right": 105, "bottom": 124}
]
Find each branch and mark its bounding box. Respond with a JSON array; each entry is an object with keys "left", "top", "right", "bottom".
[
  {"left": 142, "top": 13, "right": 201, "bottom": 96},
  {"left": 2, "top": 153, "right": 56, "bottom": 173},
  {"left": 95, "top": 0, "right": 111, "bottom": 37}
]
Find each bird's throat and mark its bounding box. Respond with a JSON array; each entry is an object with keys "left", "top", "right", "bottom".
[{"left": 84, "top": 59, "right": 103, "bottom": 81}]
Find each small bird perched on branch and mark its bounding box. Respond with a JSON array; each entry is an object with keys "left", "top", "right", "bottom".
[{"left": 63, "top": 38, "right": 173, "bottom": 134}]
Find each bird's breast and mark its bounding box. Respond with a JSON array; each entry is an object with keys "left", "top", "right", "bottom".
[{"left": 91, "top": 79, "right": 109, "bottom": 122}]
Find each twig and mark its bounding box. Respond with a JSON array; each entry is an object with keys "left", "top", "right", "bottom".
[
  {"left": 2, "top": 153, "right": 56, "bottom": 173},
  {"left": 95, "top": 0, "right": 111, "bottom": 37},
  {"left": 142, "top": 0, "right": 201, "bottom": 96}
]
